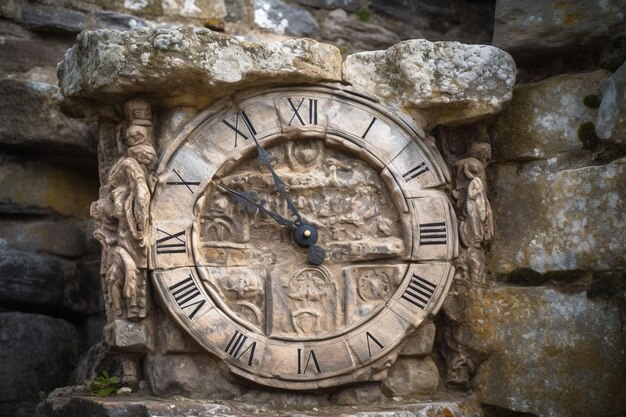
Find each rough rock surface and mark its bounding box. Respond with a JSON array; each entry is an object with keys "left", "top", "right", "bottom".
[
  {"left": 400, "top": 320, "right": 436, "bottom": 356},
  {"left": 343, "top": 40, "right": 516, "bottom": 127},
  {"left": 488, "top": 158, "right": 625, "bottom": 273},
  {"left": 35, "top": 394, "right": 484, "bottom": 417},
  {"left": 0, "top": 312, "right": 82, "bottom": 402},
  {"left": 145, "top": 353, "right": 244, "bottom": 399},
  {"left": 0, "top": 218, "right": 87, "bottom": 258},
  {"left": 320, "top": 9, "right": 400, "bottom": 53},
  {"left": 492, "top": 0, "right": 626, "bottom": 59},
  {"left": 297, "top": 0, "right": 359, "bottom": 12},
  {"left": 492, "top": 70, "right": 610, "bottom": 161},
  {"left": 254, "top": 0, "right": 319, "bottom": 36},
  {"left": 381, "top": 356, "right": 440, "bottom": 397},
  {"left": 57, "top": 26, "right": 341, "bottom": 113},
  {"left": 596, "top": 60, "right": 626, "bottom": 145},
  {"left": 0, "top": 242, "right": 101, "bottom": 314},
  {"left": 457, "top": 287, "right": 626, "bottom": 417},
  {"left": 0, "top": 153, "right": 98, "bottom": 217},
  {"left": 0, "top": 79, "right": 96, "bottom": 153}
]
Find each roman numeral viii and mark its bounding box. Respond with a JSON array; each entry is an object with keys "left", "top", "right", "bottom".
[
  {"left": 225, "top": 330, "right": 257, "bottom": 366},
  {"left": 168, "top": 275, "right": 206, "bottom": 320},
  {"left": 419, "top": 222, "right": 447, "bottom": 245},
  {"left": 287, "top": 98, "right": 318, "bottom": 126},
  {"left": 222, "top": 111, "right": 256, "bottom": 147},
  {"left": 401, "top": 274, "right": 436, "bottom": 310},
  {"left": 156, "top": 228, "right": 186, "bottom": 254}
]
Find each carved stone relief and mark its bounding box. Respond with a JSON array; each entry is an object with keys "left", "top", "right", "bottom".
[{"left": 438, "top": 125, "right": 494, "bottom": 390}]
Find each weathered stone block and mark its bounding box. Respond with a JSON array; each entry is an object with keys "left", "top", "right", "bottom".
[
  {"left": 493, "top": 0, "right": 626, "bottom": 59},
  {"left": 105, "top": 320, "right": 153, "bottom": 353},
  {"left": 0, "top": 153, "right": 98, "bottom": 217},
  {"left": 21, "top": 3, "right": 86, "bottom": 34},
  {"left": 146, "top": 353, "right": 243, "bottom": 399},
  {"left": 381, "top": 356, "right": 439, "bottom": 397},
  {"left": 0, "top": 79, "right": 96, "bottom": 153},
  {"left": 461, "top": 287, "right": 626, "bottom": 417},
  {"left": 254, "top": 0, "right": 319, "bottom": 36},
  {"left": 343, "top": 40, "right": 516, "bottom": 128},
  {"left": 57, "top": 27, "right": 341, "bottom": 113},
  {"left": 488, "top": 158, "right": 625, "bottom": 273},
  {"left": 492, "top": 70, "right": 610, "bottom": 161},
  {"left": 399, "top": 320, "right": 435, "bottom": 356},
  {"left": 0, "top": 313, "right": 82, "bottom": 402},
  {"left": 597, "top": 60, "right": 626, "bottom": 145}
]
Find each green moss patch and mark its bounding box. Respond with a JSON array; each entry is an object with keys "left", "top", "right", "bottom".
[{"left": 577, "top": 122, "right": 600, "bottom": 150}]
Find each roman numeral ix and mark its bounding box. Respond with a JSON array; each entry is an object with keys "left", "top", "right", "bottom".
[
  {"left": 402, "top": 161, "right": 430, "bottom": 182},
  {"left": 156, "top": 228, "right": 186, "bottom": 254},
  {"left": 287, "top": 98, "right": 318, "bottom": 126},
  {"left": 166, "top": 169, "right": 200, "bottom": 194},
  {"left": 225, "top": 330, "right": 257, "bottom": 366},
  {"left": 401, "top": 274, "right": 436, "bottom": 310},
  {"left": 419, "top": 222, "right": 447, "bottom": 245},
  {"left": 168, "top": 275, "right": 206, "bottom": 320},
  {"left": 222, "top": 111, "right": 257, "bottom": 147}
]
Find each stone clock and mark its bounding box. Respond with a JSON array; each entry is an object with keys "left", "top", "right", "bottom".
[{"left": 149, "top": 85, "right": 458, "bottom": 389}]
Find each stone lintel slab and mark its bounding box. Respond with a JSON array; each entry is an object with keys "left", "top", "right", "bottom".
[
  {"left": 343, "top": 40, "right": 517, "bottom": 129},
  {"left": 35, "top": 393, "right": 484, "bottom": 417},
  {"left": 56, "top": 26, "right": 342, "bottom": 117}
]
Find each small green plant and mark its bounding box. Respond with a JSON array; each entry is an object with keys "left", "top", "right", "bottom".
[
  {"left": 86, "top": 371, "right": 121, "bottom": 397},
  {"left": 356, "top": 9, "right": 370, "bottom": 22}
]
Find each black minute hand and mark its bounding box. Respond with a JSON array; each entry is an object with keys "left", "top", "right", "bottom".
[
  {"left": 218, "top": 183, "right": 295, "bottom": 229},
  {"left": 248, "top": 134, "right": 303, "bottom": 226}
]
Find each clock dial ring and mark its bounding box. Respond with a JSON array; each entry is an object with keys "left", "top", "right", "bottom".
[{"left": 150, "top": 85, "right": 457, "bottom": 389}]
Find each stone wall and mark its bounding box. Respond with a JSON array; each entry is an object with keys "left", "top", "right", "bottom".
[{"left": 0, "top": 1, "right": 625, "bottom": 417}]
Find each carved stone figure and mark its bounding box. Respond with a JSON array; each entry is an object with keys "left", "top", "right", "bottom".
[{"left": 92, "top": 99, "right": 156, "bottom": 322}]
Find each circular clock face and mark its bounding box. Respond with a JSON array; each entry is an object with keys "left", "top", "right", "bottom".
[{"left": 150, "top": 85, "right": 457, "bottom": 389}]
